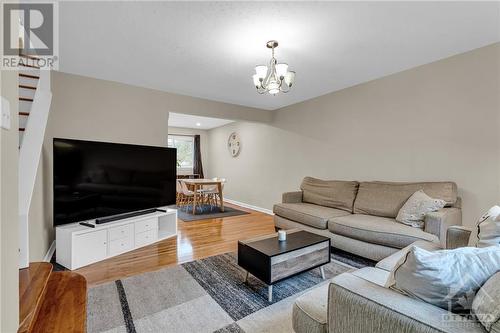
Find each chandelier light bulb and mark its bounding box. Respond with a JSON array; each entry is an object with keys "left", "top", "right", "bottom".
[
  {"left": 284, "top": 71, "right": 296, "bottom": 87},
  {"left": 252, "top": 74, "right": 261, "bottom": 87},
  {"left": 276, "top": 63, "right": 288, "bottom": 78},
  {"left": 251, "top": 40, "right": 295, "bottom": 95},
  {"left": 255, "top": 65, "right": 268, "bottom": 80}
]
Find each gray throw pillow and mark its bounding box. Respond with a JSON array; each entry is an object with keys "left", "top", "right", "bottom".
[
  {"left": 472, "top": 272, "right": 500, "bottom": 332},
  {"left": 387, "top": 245, "right": 500, "bottom": 312},
  {"left": 396, "top": 190, "right": 446, "bottom": 228}
]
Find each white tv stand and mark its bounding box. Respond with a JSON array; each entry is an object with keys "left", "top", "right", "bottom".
[{"left": 56, "top": 207, "right": 177, "bottom": 270}]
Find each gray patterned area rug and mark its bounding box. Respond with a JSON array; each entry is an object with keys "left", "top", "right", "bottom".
[{"left": 87, "top": 253, "right": 357, "bottom": 333}]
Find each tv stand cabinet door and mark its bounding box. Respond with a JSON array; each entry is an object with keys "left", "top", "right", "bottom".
[{"left": 73, "top": 230, "right": 108, "bottom": 269}]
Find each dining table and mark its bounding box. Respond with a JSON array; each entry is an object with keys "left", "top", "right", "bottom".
[{"left": 180, "top": 178, "right": 225, "bottom": 214}]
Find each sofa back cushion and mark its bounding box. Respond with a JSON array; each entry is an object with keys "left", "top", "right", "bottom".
[
  {"left": 354, "top": 181, "right": 458, "bottom": 218},
  {"left": 300, "top": 177, "right": 359, "bottom": 212}
]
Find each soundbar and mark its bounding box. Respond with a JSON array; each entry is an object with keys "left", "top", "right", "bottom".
[{"left": 95, "top": 208, "right": 163, "bottom": 224}]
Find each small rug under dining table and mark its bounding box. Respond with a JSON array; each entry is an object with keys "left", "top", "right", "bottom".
[
  {"left": 86, "top": 252, "right": 358, "bottom": 333},
  {"left": 171, "top": 204, "right": 249, "bottom": 221}
]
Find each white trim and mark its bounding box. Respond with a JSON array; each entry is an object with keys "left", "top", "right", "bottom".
[
  {"left": 43, "top": 240, "right": 56, "bottom": 263},
  {"left": 224, "top": 198, "right": 274, "bottom": 215}
]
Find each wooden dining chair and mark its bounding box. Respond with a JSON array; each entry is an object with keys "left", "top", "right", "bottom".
[
  {"left": 179, "top": 181, "right": 195, "bottom": 211},
  {"left": 204, "top": 178, "right": 225, "bottom": 209},
  {"left": 176, "top": 180, "right": 183, "bottom": 206}
]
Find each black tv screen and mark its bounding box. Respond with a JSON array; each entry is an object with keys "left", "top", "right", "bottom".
[{"left": 53, "top": 138, "right": 176, "bottom": 226}]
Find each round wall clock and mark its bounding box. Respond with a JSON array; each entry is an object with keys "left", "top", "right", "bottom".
[{"left": 228, "top": 132, "right": 241, "bottom": 157}]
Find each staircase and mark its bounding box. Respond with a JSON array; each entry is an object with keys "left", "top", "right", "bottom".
[
  {"left": 18, "top": 53, "right": 52, "bottom": 269},
  {"left": 18, "top": 55, "right": 40, "bottom": 146},
  {"left": 16, "top": 41, "right": 86, "bottom": 333},
  {"left": 19, "top": 263, "right": 87, "bottom": 333}
]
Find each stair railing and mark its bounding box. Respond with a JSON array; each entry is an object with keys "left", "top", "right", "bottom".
[{"left": 18, "top": 67, "right": 52, "bottom": 268}]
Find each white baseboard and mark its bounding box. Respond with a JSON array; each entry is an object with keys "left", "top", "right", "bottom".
[
  {"left": 224, "top": 198, "right": 274, "bottom": 216},
  {"left": 43, "top": 240, "right": 56, "bottom": 262}
]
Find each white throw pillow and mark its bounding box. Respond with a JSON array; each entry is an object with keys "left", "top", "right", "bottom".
[
  {"left": 396, "top": 190, "right": 446, "bottom": 228},
  {"left": 386, "top": 245, "right": 500, "bottom": 312},
  {"left": 472, "top": 272, "right": 500, "bottom": 332},
  {"left": 477, "top": 206, "right": 500, "bottom": 248}
]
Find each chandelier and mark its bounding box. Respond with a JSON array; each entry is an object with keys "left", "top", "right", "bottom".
[{"left": 252, "top": 40, "right": 295, "bottom": 95}]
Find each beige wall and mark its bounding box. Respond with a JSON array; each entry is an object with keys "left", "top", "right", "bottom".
[
  {"left": 207, "top": 43, "right": 500, "bottom": 228},
  {"left": 168, "top": 126, "right": 210, "bottom": 176},
  {"left": 0, "top": 69, "right": 20, "bottom": 331},
  {"left": 28, "top": 160, "right": 50, "bottom": 262},
  {"left": 28, "top": 71, "right": 272, "bottom": 261},
  {"left": 28, "top": 43, "right": 500, "bottom": 261},
  {"left": 28, "top": 71, "right": 167, "bottom": 260}
]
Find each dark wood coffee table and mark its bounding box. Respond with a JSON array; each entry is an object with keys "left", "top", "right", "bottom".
[{"left": 237, "top": 229, "right": 330, "bottom": 301}]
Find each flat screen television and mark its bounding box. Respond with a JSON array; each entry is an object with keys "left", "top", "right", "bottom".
[{"left": 53, "top": 138, "right": 176, "bottom": 226}]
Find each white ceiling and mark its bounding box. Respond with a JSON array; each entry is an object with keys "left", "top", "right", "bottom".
[
  {"left": 168, "top": 112, "right": 234, "bottom": 130},
  {"left": 59, "top": 1, "right": 500, "bottom": 110}
]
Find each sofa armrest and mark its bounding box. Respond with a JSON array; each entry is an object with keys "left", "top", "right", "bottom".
[
  {"left": 328, "top": 273, "right": 483, "bottom": 333},
  {"left": 282, "top": 191, "right": 303, "bottom": 203},
  {"left": 446, "top": 225, "right": 472, "bottom": 249},
  {"left": 424, "top": 207, "right": 462, "bottom": 248}
]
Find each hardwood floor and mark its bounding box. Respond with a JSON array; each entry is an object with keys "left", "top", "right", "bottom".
[
  {"left": 19, "top": 263, "right": 52, "bottom": 333},
  {"left": 19, "top": 263, "right": 87, "bottom": 333},
  {"left": 31, "top": 272, "right": 87, "bottom": 333},
  {"left": 75, "top": 203, "right": 275, "bottom": 287}
]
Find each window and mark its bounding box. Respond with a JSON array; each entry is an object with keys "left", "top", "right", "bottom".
[{"left": 168, "top": 135, "right": 194, "bottom": 174}]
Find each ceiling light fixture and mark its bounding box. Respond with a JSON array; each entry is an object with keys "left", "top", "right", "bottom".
[
  {"left": 252, "top": 40, "right": 295, "bottom": 95},
  {"left": 196, "top": 122, "right": 201, "bottom": 127}
]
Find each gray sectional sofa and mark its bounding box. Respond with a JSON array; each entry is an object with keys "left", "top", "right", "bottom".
[
  {"left": 274, "top": 177, "right": 462, "bottom": 261},
  {"left": 292, "top": 227, "right": 485, "bottom": 333}
]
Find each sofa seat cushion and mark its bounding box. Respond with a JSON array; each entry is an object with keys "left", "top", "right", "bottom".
[
  {"left": 292, "top": 282, "right": 329, "bottom": 333},
  {"left": 328, "top": 214, "right": 439, "bottom": 249},
  {"left": 351, "top": 267, "right": 390, "bottom": 287},
  {"left": 273, "top": 203, "right": 351, "bottom": 229}
]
